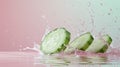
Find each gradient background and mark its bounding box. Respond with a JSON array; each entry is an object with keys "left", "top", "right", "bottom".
[
  {"left": 0, "top": 0, "right": 120, "bottom": 67},
  {"left": 0, "top": 0, "right": 120, "bottom": 51}
]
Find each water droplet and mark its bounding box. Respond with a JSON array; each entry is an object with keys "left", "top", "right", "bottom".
[
  {"left": 41, "top": 25, "right": 51, "bottom": 41},
  {"left": 114, "top": 20, "right": 117, "bottom": 23},
  {"left": 100, "top": 3, "right": 103, "bottom": 6},
  {"left": 88, "top": 2, "right": 91, "bottom": 7},
  {"left": 110, "top": 8, "right": 112, "bottom": 11},
  {"left": 41, "top": 15, "right": 46, "bottom": 19},
  {"left": 108, "top": 13, "right": 111, "bottom": 15}
]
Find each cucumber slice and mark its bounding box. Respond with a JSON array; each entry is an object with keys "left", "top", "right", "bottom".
[
  {"left": 40, "top": 28, "right": 70, "bottom": 54},
  {"left": 64, "top": 32, "right": 94, "bottom": 53},
  {"left": 85, "top": 34, "right": 112, "bottom": 53}
]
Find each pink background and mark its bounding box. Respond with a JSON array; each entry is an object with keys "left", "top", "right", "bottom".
[
  {"left": 0, "top": 0, "right": 47, "bottom": 51},
  {"left": 0, "top": 0, "right": 78, "bottom": 51},
  {"left": 0, "top": 1, "right": 48, "bottom": 66},
  {"left": 0, "top": 0, "right": 74, "bottom": 51},
  {"left": 1, "top": 0, "right": 120, "bottom": 51}
]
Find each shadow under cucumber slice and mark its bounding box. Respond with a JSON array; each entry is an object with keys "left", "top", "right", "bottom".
[
  {"left": 40, "top": 28, "right": 70, "bottom": 54},
  {"left": 64, "top": 32, "right": 94, "bottom": 53}
]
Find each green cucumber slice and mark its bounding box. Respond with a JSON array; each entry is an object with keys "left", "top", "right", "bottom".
[
  {"left": 40, "top": 28, "right": 70, "bottom": 54},
  {"left": 64, "top": 32, "right": 94, "bottom": 53},
  {"left": 85, "top": 34, "right": 112, "bottom": 53}
]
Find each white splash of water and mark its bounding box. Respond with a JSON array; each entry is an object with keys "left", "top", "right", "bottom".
[
  {"left": 41, "top": 25, "right": 51, "bottom": 41},
  {"left": 41, "top": 15, "right": 46, "bottom": 19},
  {"left": 21, "top": 42, "right": 44, "bottom": 56}
]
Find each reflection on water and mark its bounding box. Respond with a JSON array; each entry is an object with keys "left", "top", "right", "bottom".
[
  {"left": 34, "top": 52, "right": 120, "bottom": 67},
  {"left": 21, "top": 43, "right": 120, "bottom": 67},
  {"left": 80, "top": 56, "right": 107, "bottom": 64},
  {"left": 0, "top": 52, "right": 120, "bottom": 67}
]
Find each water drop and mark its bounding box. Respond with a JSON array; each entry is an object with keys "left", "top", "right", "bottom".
[
  {"left": 41, "top": 25, "right": 51, "bottom": 41},
  {"left": 41, "top": 15, "right": 46, "bottom": 19},
  {"left": 100, "top": 3, "right": 103, "bottom": 6},
  {"left": 88, "top": 2, "right": 91, "bottom": 7},
  {"left": 110, "top": 8, "right": 112, "bottom": 11},
  {"left": 114, "top": 20, "right": 117, "bottom": 23},
  {"left": 108, "top": 13, "right": 111, "bottom": 15}
]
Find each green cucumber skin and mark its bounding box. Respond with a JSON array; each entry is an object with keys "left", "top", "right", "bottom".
[
  {"left": 40, "top": 28, "right": 70, "bottom": 54},
  {"left": 102, "top": 34, "right": 112, "bottom": 44},
  {"left": 86, "top": 34, "right": 112, "bottom": 53},
  {"left": 54, "top": 30, "right": 71, "bottom": 53},
  {"left": 98, "top": 35, "right": 112, "bottom": 53},
  {"left": 64, "top": 32, "right": 94, "bottom": 53},
  {"left": 85, "top": 40, "right": 103, "bottom": 53},
  {"left": 80, "top": 34, "right": 94, "bottom": 50}
]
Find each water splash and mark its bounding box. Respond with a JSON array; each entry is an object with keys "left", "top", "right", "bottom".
[
  {"left": 19, "top": 24, "right": 120, "bottom": 66},
  {"left": 41, "top": 25, "right": 51, "bottom": 41},
  {"left": 20, "top": 42, "right": 44, "bottom": 56}
]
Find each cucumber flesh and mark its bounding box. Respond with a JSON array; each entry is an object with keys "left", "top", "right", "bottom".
[
  {"left": 85, "top": 34, "right": 112, "bottom": 53},
  {"left": 64, "top": 32, "right": 94, "bottom": 53},
  {"left": 99, "top": 34, "right": 112, "bottom": 53},
  {"left": 40, "top": 28, "right": 70, "bottom": 54}
]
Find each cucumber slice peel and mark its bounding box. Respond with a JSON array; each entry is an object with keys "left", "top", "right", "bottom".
[
  {"left": 64, "top": 32, "right": 94, "bottom": 53},
  {"left": 40, "top": 28, "right": 70, "bottom": 54},
  {"left": 85, "top": 34, "right": 112, "bottom": 53}
]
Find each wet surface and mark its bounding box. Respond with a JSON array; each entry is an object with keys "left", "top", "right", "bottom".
[
  {"left": 34, "top": 51, "right": 120, "bottom": 67},
  {"left": 0, "top": 52, "right": 120, "bottom": 67}
]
